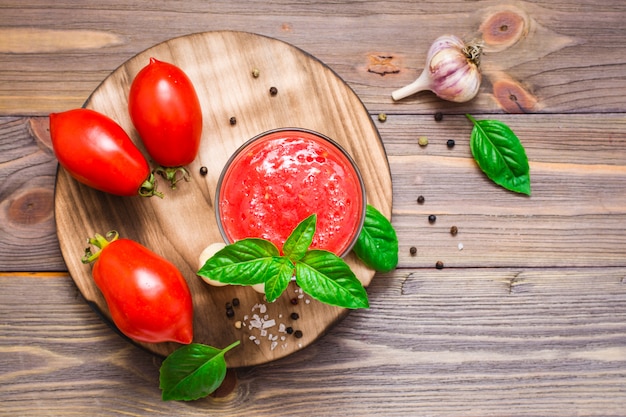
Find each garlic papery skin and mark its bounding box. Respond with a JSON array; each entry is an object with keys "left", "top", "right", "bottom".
[{"left": 392, "top": 35, "right": 482, "bottom": 103}]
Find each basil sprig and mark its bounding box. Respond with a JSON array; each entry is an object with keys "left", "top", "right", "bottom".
[
  {"left": 159, "top": 340, "right": 240, "bottom": 401},
  {"left": 198, "top": 214, "right": 369, "bottom": 309},
  {"left": 353, "top": 205, "right": 398, "bottom": 272},
  {"left": 466, "top": 114, "right": 531, "bottom": 195},
  {"left": 168, "top": 207, "right": 398, "bottom": 401}
]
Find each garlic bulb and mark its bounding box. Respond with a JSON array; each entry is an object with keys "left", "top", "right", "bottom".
[{"left": 392, "top": 35, "right": 482, "bottom": 103}]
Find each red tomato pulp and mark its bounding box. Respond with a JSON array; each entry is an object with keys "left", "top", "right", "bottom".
[{"left": 217, "top": 129, "right": 365, "bottom": 256}]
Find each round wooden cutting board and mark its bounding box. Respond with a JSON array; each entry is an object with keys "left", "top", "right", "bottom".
[{"left": 54, "top": 31, "right": 392, "bottom": 367}]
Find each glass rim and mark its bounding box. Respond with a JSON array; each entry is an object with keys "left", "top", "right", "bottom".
[{"left": 214, "top": 127, "right": 367, "bottom": 257}]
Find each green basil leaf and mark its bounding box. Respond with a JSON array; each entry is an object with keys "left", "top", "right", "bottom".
[
  {"left": 264, "top": 257, "right": 295, "bottom": 302},
  {"left": 159, "top": 341, "right": 240, "bottom": 401},
  {"left": 283, "top": 214, "right": 316, "bottom": 262},
  {"left": 353, "top": 205, "right": 398, "bottom": 272},
  {"left": 197, "top": 238, "right": 281, "bottom": 286},
  {"left": 467, "top": 114, "right": 531, "bottom": 195},
  {"left": 296, "top": 250, "right": 369, "bottom": 309}
]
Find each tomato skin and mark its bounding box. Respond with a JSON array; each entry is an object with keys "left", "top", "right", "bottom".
[
  {"left": 128, "top": 57, "right": 202, "bottom": 167},
  {"left": 50, "top": 109, "right": 152, "bottom": 196},
  {"left": 91, "top": 237, "right": 194, "bottom": 344}
]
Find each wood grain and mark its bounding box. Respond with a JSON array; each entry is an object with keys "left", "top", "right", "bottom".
[
  {"left": 0, "top": 117, "right": 64, "bottom": 271},
  {"left": 384, "top": 113, "right": 626, "bottom": 269},
  {"left": 3, "top": 113, "right": 625, "bottom": 272},
  {"left": 2, "top": 0, "right": 626, "bottom": 414},
  {"left": 54, "top": 31, "right": 392, "bottom": 366},
  {"left": 2, "top": 2, "right": 626, "bottom": 115},
  {"left": 0, "top": 28, "right": 124, "bottom": 53},
  {"left": 1, "top": 270, "right": 625, "bottom": 416}
]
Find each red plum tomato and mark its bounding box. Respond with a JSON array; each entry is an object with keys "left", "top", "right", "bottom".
[
  {"left": 49, "top": 108, "right": 160, "bottom": 197},
  {"left": 128, "top": 57, "right": 202, "bottom": 169},
  {"left": 83, "top": 232, "right": 194, "bottom": 344}
]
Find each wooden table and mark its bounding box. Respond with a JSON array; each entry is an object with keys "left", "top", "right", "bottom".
[{"left": 2, "top": 1, "right": 625, "bottom": 415}]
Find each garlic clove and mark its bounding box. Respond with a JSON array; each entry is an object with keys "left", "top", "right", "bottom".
[
  {"left": 251, "top": 283, "right": 266, "bottom": 294},
  {"left": 197, "top": 242, "right": 267, "bottom": 294},
  {"left": 197, "top": 242, "right": 228, "bottom": 287},
  {"left": 392, "top": 34, "right": 482, "bottom": 103}
]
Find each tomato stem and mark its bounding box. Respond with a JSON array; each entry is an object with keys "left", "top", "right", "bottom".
[
  {"left": 81, "top": 231, "right": 119, "bottom": 264},
  {"left": 138, "top": 172, "right": 164, "bottom": 198},
  {"left": 154, "top": 166, "right": 191, "bottom": 189}
]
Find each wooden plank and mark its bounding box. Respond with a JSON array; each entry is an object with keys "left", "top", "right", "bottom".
[
  {"left": 0, "top": 117, "right": 65, "bottom": 271},
  {"left": 2, "top": 113, "right": 625, "bottom": 272},
  {"left": 1, "top": 269, "right": 625, "bottom": 416},
  {"left": 380, "top": 113, "right": 626, "bottom": 268},
  {"left": 1, "top": 1, "right": 626, "bottom": 115},
  {"left": 2, "top": 1, "right": 625, "bottom": 415}
]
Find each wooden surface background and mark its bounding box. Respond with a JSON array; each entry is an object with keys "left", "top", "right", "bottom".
[{"left": 1, "top": 1, "right": 626, "bottom": 416}]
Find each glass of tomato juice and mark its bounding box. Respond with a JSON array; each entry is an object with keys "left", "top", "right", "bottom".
[{"left": 215, "top": 128, "right": 366, "bottom": 257}]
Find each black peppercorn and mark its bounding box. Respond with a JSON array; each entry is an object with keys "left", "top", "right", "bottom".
[
  {"left": 447, "top": 139, "right": 455, "bottom": 148},
  {"left": 285, "top": 326, "right": 294, "bottom": 334},
  {"left": 434, "top": 112, "right": 443, "bottom": 122},
  {"left": 436, "top": 261, "right": 444, "bottom": 270},
  {"left": 232, "top": 297, "right": 240, "bottom": 307},
  {"left": 294, "top": 330, "right": 303, "bottom": 338},
  {"left": 450, "top": 226, "right": 458, "bottom": 236},
  {"left": 199, "top": 166, "right": 208, "bottom": 176},
  {"left": 229, "top": 116, "right": 237, "bottom": 125},
  {"left": 269, "top": 86, "right": 278, "bottom": 95},
  {"left": 226, "top": 308, "right": 235, "bottom": 318},
  {"left": 225, "top": 302, "right": 232, "bottom": 309},
  {"left": 417, "top": 195, "right": 425, "bottom": 204},
  {"left": 428, "top": 214, "right": 437, "bottom": 224},
  {"left": 290, "top": 297, "right": 298, "bottom": 305},
  {"left": 290, "top": 312, "right": 300, "bottom": 320},
  {"left": 409, "top": 246, "right": 417, "bottom": 256}
]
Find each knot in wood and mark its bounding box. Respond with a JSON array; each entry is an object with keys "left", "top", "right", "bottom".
[{"left": 480, "top": 8, "right": 529, "bottom": 50}]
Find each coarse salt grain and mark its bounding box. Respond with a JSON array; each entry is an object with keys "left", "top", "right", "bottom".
[
  {"left": 243, "top": 295, "right": 312, "bottom": 351},
  {"left": 458, "top": 242, "right": 464, "bottom": 250}
]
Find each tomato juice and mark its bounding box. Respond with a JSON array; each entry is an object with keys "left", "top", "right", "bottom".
[{"left": 216, "top": 129, "right": 366, "bottom": 256}]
